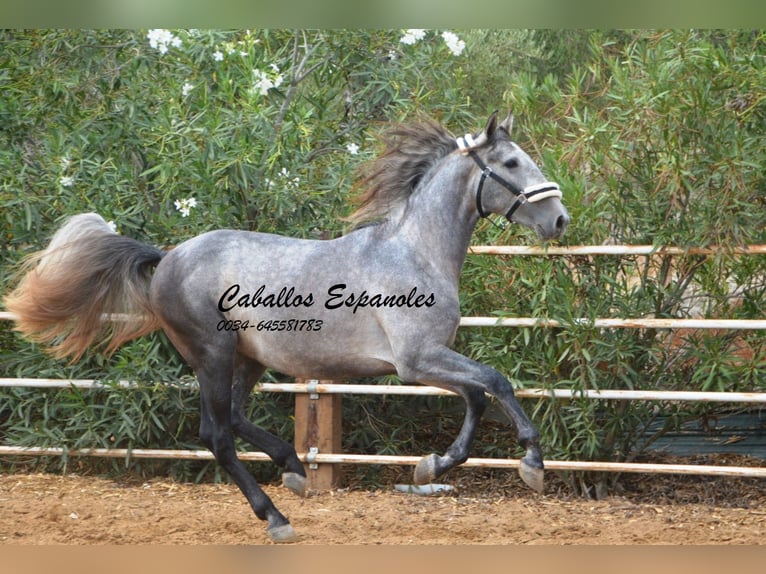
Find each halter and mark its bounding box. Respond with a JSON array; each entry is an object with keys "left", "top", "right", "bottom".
[{"left": 456, "top": 134, "right": 562, "bottom": 224}]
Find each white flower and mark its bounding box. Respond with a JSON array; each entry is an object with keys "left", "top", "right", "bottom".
[
  {"left": 271, "top": 65, "right": 284, "bottom": 88},
  {"left": 253, "top": 71, "right": 274, "bottom": 95},
  {"left": 59, "top": 156, "right": 71, "bottom": 170},
  {"left": 280, "top": 168, "right": 299, "bottom": 186},
  {"left": 441, "top": 31, "right": 465, "bottom": 56},
  {"left": 252, "top": 68, "right": 284, "bottom": 96},
  {"left": 147, "top": 29, "right": 182, "bottom": 54},
  {"left": 106, "top": 220, "right": 118, "bottom": 233},
  {"left": 174, "top": 197, "right": 197, "bottom": 217},
  {"left": 181, "top": 82, "right": 194, "bottom": 97},
  {"left": 59, "top": 175, "right": 75, "bottom": 187},
  {"left": 213, "top": 51, "right": 224, "bottom": 62},
  {"left": 266, "top": 168, "right": 301, "bottom": 191},
  {"left": 346, "top": 143, "right": 360, "bottom": 155},
  {"left": 400, "top": 29, "right": 426, "bottom": 45}
]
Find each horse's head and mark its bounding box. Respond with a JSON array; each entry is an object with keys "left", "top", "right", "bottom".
[{"left": 457, "top": 112, "right": 570, "bottom": 241}]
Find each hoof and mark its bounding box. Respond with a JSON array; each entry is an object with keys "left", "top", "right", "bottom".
[
  {"left": 282, "top": 472, "right": 307, "bottom": 497},
  {"left": 413, "top": 453, "right": 439, "bottom": 485},
  {"left": 519, "top": 460, "right": 544, "bottom": 493},
  {"left": 267, "top": 523, "right": 298, "bottom": 543}
]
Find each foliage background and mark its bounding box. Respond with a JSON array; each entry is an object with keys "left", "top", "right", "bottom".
[{"left": 1, "top": 29, "right": 764, "bottom": 496}]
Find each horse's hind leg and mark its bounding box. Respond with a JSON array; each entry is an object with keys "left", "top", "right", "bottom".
[
  {"left": 151, "top": 256, "right": 296, "bottom": 541},
  {"left": 195, "top": 349, "right": 296, "bottom": 542},
  {"left": 231, "top": 353, "right": 308, "bottom": 496},
  {"left": 164, "top": 324, "right": 297, "bottom": 542}
]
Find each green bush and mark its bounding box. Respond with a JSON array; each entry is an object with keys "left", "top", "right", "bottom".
[{"left": 1, "top": 30, "right": 764, "bottom": 496}]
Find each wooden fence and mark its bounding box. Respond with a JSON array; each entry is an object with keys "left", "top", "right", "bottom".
[{"left": 1, "top": 244, "right": 765, "bottom": 490}]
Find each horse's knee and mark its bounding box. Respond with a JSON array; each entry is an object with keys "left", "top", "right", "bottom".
[
  {"left": 230, "top": 412, "right": 247, "bottom": 436},
  {"left": 465, "top": 387, "right": 487, "bottom": 414},
  {"left": 481, "top": 368, "right": 512, "bottom": 395}
]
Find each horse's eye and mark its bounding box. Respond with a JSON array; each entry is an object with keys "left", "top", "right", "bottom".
[{"left": 504, "top": 158, "right": 519, "bottom": 169}]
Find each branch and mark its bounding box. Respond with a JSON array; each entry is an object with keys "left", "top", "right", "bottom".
[{"left": 272, "top": 30, "right": 325, "bottom": 137}]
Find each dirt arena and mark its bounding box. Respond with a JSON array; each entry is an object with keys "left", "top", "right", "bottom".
[{"left": 2, "top": 458, "right": 764, "bottom": 545}]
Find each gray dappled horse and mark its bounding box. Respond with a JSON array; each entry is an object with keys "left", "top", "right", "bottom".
[{"left": 5, "top": 112, "right": 569, "bottom": 542}]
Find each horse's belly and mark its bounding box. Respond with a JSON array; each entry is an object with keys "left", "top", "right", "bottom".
[{"left": 232, "top": 314, "right": 397, "bottom": 379}]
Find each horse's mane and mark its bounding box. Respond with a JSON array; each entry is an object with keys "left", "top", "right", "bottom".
[{"left": 344, "top": 118, "right": 458, "bottom": 227}]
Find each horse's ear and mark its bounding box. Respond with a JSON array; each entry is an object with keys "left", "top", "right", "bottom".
[
  {"left": 499, "top": 111, "right": 514, "bottom": 136},
  {"left": 484, "top": 110, "right": 499, "bottom": 139}
]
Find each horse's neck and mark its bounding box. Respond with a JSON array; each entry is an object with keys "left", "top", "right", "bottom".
[{"left": 395, "top": 163, "right": 478, "bottom": 281}]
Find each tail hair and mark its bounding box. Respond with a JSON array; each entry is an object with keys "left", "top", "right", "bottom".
[{"left": 3, "top": 213, "right": 165, "bottom": 360}]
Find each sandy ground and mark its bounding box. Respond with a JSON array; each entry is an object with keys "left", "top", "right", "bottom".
[{"left": 1, "top": 469, "right": 764, "bottom": 545}]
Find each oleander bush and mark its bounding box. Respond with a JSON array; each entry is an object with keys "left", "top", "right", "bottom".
[{"left": 1, "top": 30, "right": 764, "bottom": 496}]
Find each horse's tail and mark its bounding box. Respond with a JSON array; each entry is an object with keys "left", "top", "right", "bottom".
[{"left": 3, "top": 213, "right": 165, "bottom": 361}]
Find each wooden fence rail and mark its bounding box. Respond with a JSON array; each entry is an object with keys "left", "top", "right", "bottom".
[
  {"left": 467, "top": 245, "right": 766, "bottom": 256},
  {"left": 1, "top": 446, "right": 764, "bottom": 479},
  {"left": 1, "top": 245, "right": 764, "bottom": 490},
  {"left": 3, "top": 378, "right": 766, "bottom": 404}
]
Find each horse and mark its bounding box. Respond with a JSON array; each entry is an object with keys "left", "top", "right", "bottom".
[{"left": 4, "top": 111, "right": 569, "bottom": 542}]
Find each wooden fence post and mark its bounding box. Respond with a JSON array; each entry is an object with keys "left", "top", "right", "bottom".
[{"left": 294, "top": 379, "right": 342, "bottom": 492}]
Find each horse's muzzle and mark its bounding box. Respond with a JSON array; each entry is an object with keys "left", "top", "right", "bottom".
[{"left": 537, "top": 212, "right": 570, "bottom": 241}]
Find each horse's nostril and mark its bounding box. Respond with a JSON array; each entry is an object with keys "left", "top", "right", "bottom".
[{"left": 556, "top": 214, "right": 570, "bottom": 233}]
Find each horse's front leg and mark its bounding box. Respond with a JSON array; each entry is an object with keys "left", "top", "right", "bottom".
[
  {"left": 401, "top": 346, "right": 544, "bottom": 492},
  {"left": 484, "top": 370, "right": 545, "bottom": 493},
  {"left": 413, "top": 386, "right": 486, "bottom": 484}
]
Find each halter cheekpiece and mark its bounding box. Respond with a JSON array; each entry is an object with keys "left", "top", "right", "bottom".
[{"left": 456, "top": 134, "right": 562, "bottom": 222}]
